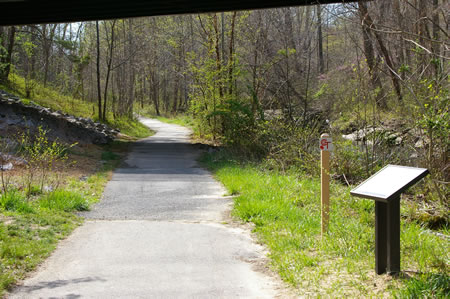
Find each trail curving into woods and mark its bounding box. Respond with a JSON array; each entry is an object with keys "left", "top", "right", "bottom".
[{"left": 9, "top": 117, "right": 284, "bottom": 298}]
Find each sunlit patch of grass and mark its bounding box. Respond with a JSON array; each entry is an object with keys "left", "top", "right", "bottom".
[
  {"left": 0, "top": 191, "right": 34, "bottom": 213},
  {"left": 106, "top": 117, "right": 153, "bottom": 139},
  {"left": 0, "top": 209, "right": 81, "bottom": 295},
  {"left": 39, "top": 190, "right": 89, "bottom": 212},
  {"left": 3, "top": 73, "right": 94, "bottom": 118},
  {"left": 200, "top": 150, "right": 449, "bottom": 297},
  {"left": 135, "top": 105, "right": 195, "bottom": 130},
  {"left": 155, "top": 115, "right": 195, "bottom": 129}
]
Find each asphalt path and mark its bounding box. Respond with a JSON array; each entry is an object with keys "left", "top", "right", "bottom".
[{"left": 9, "top": 118, "right": 283, "bottom": 298}]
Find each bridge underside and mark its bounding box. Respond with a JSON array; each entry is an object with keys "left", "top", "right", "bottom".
[{"left": 0, "top": 0, "right": 355, "bottom": 25}]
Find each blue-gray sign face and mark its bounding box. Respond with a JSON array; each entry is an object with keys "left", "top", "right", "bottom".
[{"left": 350, "top": 165, "right": 429, "bottom": 202}]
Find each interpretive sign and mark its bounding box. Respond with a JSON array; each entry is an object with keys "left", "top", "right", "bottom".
[
  {"left": 351, "top": 165, "right": 429, "bottom": 202},
  {"left": 351, "top": 164, "right": 429, "bottom": 275}
]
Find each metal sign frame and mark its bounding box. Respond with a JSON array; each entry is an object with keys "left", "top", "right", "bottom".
[
  {"left": 350, "top": 165, "right": 429, "bottom": 275},
  {"left": 350, "top": 165, "right": 429, "bottom": 203}
]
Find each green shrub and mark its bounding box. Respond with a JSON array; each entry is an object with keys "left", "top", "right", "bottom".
[
  {"left": 331, "top": 139, "right": 368, "bottom": 184},
  {"left": 39, "top": 190, "right": 89, "bottom": 212},
  {"left": 19, "top": 127, "right": 74, "bottom": 197},
  {"left": 262, "top": 119, "right": 321, "bottom": 175}
]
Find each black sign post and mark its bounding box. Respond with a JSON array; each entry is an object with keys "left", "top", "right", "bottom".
[{"left": 350, "top": 165, "right": 429, "bottom": 275}]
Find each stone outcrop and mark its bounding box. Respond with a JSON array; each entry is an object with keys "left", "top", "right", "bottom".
[
  {"left": 342, "top": 126, "right": 404, "bottom": 146},
  {"left": 0, "top": 90, "right": 119, "bottom": 144}
]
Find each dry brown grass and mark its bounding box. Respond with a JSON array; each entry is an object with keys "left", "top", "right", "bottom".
[{"left": 2, "top": 140, "right": 130, "bottom": 192}]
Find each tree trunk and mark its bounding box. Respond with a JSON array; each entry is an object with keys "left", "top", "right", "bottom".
[
  {"left": 358, "top": 4, "right": 387, "bottom": 109},
  {"left": 163, "top": 74, "right": 169, "bottom": 113},
  {"left": 359, "top": 2, "right": 402, "bottom": 103},
  {"left": 43, "top": 24, "right": 57, "bottom": 87},
  {"left": 213, "top": 14, "right": 223, "bottom": 98},
  {"left": 151, "top": 72, "right": 160, "bottom": 116},
  {"left": 228, "top": 12, "right": 237, "bottom": 96},
  {"left": 96, "top": 21, "right": 102, "bottom": 120},
  {"left": 317, "top": 5, "right": 325, "bottom": 74},
  {"left": 172, "top": 78, "right": 179, "bottom": 113},
  {"left": 0, "top": 26, "right": 16, "bottom": 83},
  {"left": 127, "top": 20, "right": 135, "bottom": 118},
  {"left": 103, "top": 20, "right": 116, "bottom": 121},
  {"left": 432, "top": 0, "right": 440, "bottom": 77}
]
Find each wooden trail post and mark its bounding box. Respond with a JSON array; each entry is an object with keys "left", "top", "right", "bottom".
[{"left": 320, "top": 133, "right": 332, "bottom": 235}]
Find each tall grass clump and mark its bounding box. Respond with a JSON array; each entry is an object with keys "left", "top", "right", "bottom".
[
  {"left": 39, "top": 189, "right": 89, "bottom": 212},
  {"left": 0, "top": 191, "right": 33, "bottom": 213}
]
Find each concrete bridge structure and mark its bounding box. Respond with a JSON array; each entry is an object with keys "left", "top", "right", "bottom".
[{"left": 0, "top": 0, "right": 356, "bottom": 26}]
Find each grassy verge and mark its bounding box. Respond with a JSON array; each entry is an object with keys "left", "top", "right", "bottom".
[
  {"left": 2, "top": 73, "right": 94, "bottom": 118},
  {"left": 0, "top": 73, "right": 152, "bottom": 139},
  {"left": 135, "top": 105, "right": 195, "bottom": 130},
  {"left": 200, "top": 150, "right": 449, "bottom": 297},
  {"left": 106, "top": 117, "right": 153, "bottom": 139},
  {"left": 0, "top": 140, "right": 129, "bottom": 296},
  {"left": 155, "top": 115, "right": 194, "bottom": 129},
  {"left": 0, "top": 208, "right": 81, "bottom": 294}
]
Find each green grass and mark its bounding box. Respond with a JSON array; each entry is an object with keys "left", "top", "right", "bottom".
[
  {"left": 106, "top": 117, "right": 153, "bottom": 139},
  {"left": 200, "top": 150, "right": 449, "bottom": 297},
  {"left": 3, "top": 73, "right": 94, "bottom": 118},
  {"left": 395, "top": 273, "right": 449, "bottom": 298},
  {"left": 101, "top": 150, "right": 120, "bottom": 161},
  {"left": 0, "top": 199, "right": 82, "bottom": 295},
  {"left": 135, "top": 105, "right": 195, "bottom": 130},
  {"left": 39, "top": 190, "right": 89, "bottom": 212},
  {"left": 155, "top": 115, "right": 194, "bottom": 129},
  {"left": 0, "top": 191, "right": 34, "bottom": 213},
  {"left": 1, "top": 73, "right": 152, "bottom": 139}
]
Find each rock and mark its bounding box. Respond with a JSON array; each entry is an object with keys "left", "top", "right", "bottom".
[
  {"left": 0, "top": 162, "right": 13, "bottom": 171},
  {"left": 410, "top": 152, "right": 419, "bottom": 159},
  {"left": 263, "top": 109, "right": 283, "bottom": 120},
  {"left": 1, "top": 152, "right": 28, "bottom": 165},
  {"left": 0, "top": 90, "right": 119, "bottom": 145},
  {"left": 342, "top": 132, "right": 358, "bottom": 142},
  {"left": 43, "top": 185, "right": 54, "bottom": 193},
  {"left": 343, "top": 124, "right": 409, "bottom": 146},
  {"left": 6, "top": 116, "right": 21, "bottom": 126},
  {"left": 415, "top": 139, "right": 426, "bottom": 148}
]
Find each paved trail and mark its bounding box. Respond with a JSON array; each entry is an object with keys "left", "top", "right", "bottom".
[{"left": 10, "top": 118, "right": 282, "bottom": 298}]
